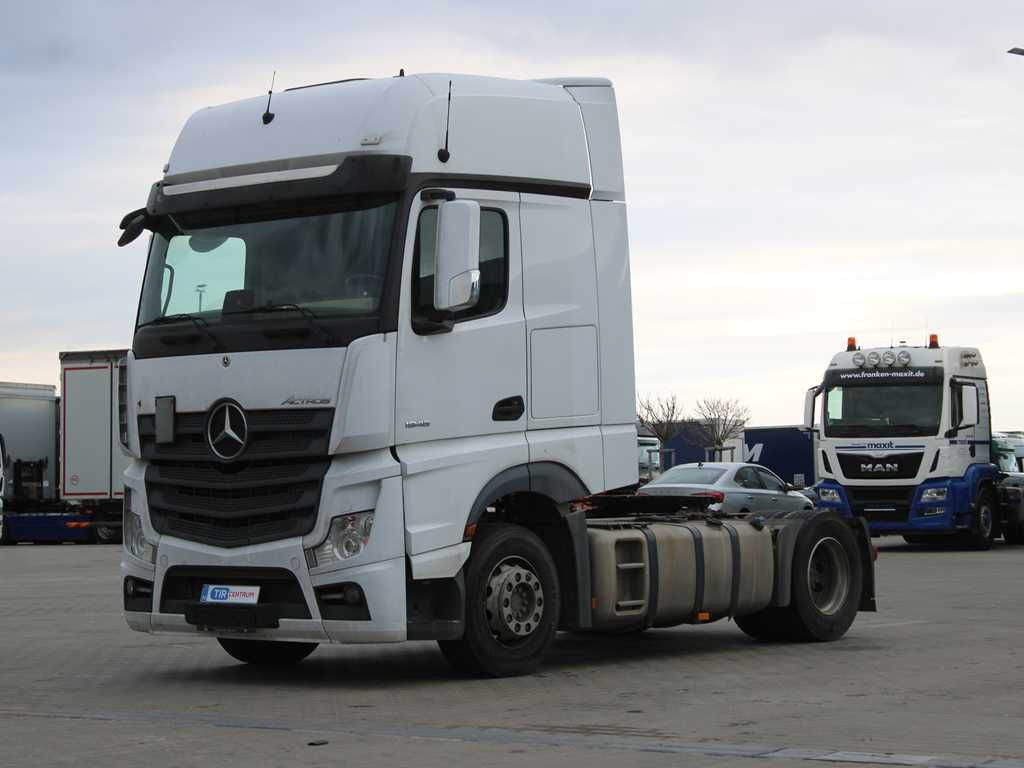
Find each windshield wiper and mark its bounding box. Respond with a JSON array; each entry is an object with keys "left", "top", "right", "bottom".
[
  {"left": 137, "top": 313, "right": 224, "bottom": 350},
  {"left": 225, "top": 303, "right": 337, "bottom": 344}
]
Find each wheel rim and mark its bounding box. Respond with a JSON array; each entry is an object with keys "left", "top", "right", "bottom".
[
  {"left": 484, "top": 555, "right": 545, "bottom": 646},
  {"left": 806, "top": 536, "right": 850, "bottom": 616},
  {"left": 978, "top": 504, "right": 993, "bottom": 538}
]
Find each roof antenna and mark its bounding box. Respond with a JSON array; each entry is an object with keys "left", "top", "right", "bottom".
[
  {"left": 262, "top": 71, "right": 276, "bottom": 125},
  {"left": 437, "top": 79, "right": 452, "bottom": 163}
]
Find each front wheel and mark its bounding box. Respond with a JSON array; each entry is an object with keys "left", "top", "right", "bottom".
[
  {"left": 438, "top": 523, "right": 560, "bottom": 677},
  {"left": 962, "top": 490, "right": 995, "bottom": 551},
  {"left": 217, "top": 638, "right": 317, "bottom": 665},
  {"left": 737, "top": 514, "right": 862, "bottom": 643}
]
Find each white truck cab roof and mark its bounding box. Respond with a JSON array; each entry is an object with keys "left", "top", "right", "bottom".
[{"left": 160, "top": 73, "right": 624, "bottom": 203}]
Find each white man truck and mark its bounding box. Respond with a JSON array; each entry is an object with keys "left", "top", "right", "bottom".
[
  {"left": 806, "top": 335, "right": 1005, "bottom": 549},
  {"left": 116, "top": 73, "right": 875, "bottom": 676}
]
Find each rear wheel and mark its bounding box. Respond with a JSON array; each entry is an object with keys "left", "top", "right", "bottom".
[
  {"left": 737, "top": 514, "right": 861, "bottom": 642},
  {"left": 962, "top": 490, "right": 995, "bottom": 550},
  {"left": 1003, "top": 523, "right": 1024, "bottom": 545},
  {"left": 217, "top": 638, "right": 318, "bottom": 665},
  {"left": 438, "top": 523, "right": 560, "bottom": 677}
]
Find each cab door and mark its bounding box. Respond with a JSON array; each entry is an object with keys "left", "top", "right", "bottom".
[{"left": 395, "top": 189, "right": 527, "bottom": 555}]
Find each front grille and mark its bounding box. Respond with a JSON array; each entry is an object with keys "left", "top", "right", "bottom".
[
  {"left": 160, "top": 566, "right": 311, "bottom": 618},
  {"left": 838, "top": 452, "right": 923, "bottom": 480},
  {"left": 142, "top": 407, "right": 333, "bottom": 547},
  {"left": 846, "top": 485, "right": 916, "bottom": 524}
]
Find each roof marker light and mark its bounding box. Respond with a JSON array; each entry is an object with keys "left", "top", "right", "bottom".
[
  {"left": 928, "top": 333, "right": 939, "bottom": 349},
  {"left": 847, "top": 337, "right": 857, "bottom": 351}
]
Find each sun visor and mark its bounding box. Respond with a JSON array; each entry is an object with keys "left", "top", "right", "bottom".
[{"left": 147, "top": 154, "right": 412, "bottom": 216}]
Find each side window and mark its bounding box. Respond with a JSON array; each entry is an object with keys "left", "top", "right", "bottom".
[
  {"left": 412, "top": 206, "right": 508, "bottom": 325},
  {"left": 756, "top": 468, "right": 786, "bottom": 492},
  {"left": 735, "top": 467, "right": 763, "bottom": 489}
]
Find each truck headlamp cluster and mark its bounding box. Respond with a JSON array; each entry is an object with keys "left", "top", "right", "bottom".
[
  {"left": 921, "top": 487, "right": 947, "bottom": 502},
  {"left": 123, "top": 489, "right": 156, "bottom": 564},
  {"left": 818, "top": 487, "right": 842, "bottom": 503},
  {"left": 306, "top": 511, "right": 374, "bottom": 568}
]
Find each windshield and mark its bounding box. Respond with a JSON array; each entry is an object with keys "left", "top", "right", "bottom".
[
  {"left": 650, "top": 466, "right": 726, "bottom": 485},
  {"left": 825, "top": 383, "right": 942, "bottom": 437},
  {"left": 137, "top": 200, "right": 397, "bottom": 326}
]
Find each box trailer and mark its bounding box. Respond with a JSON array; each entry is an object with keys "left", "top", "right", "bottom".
[
  {"left": 0, "top": 350, "right": 129, "bottom": 544},
  {"left": 742, "top": 426, "right": 816, "bottom": 489}
]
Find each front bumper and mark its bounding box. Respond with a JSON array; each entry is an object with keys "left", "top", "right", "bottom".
[
  {"left": 121, "top": 451, "right": 412, "bottom": 644},
  {"left": 814, "top": 479, "right": 966, "bottom": 535}
]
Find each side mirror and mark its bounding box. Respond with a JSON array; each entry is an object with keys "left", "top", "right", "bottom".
[
  {"left": 803, "top": 385, "right": 821, "bottom": 430},
  {"left": 433, "top": 200, "right": 480, "bottom": 312},
  {"left": 959, "top": 384, "right": 979, "bottom": 429},
  {"left": 118, "top": 208, "right": 149, "bottom": 247}
]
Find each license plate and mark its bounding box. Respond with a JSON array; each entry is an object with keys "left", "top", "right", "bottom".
[{"left": 200, "top": 584, "right": 260, "bottom": 605}]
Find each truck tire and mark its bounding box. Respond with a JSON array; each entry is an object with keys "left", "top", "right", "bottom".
[
  {"left": 217, "top": 638, "right": 317, "bottom": 665},
  {"left": 1004, "top": 524, "right": 1024, "bottom": 545},
  {"left": 962, "top": 489, "right": 995, "bottom": 551},
  {"left": 438, "top": 523, "right": 560, "bottom": 678},
  {"left": 737, "top": 514, "right": 861, "bottom": 643}
]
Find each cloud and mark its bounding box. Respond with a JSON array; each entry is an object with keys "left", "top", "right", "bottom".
[{"left": 2, "top": 1, "right": 1024, "bottom": 428}]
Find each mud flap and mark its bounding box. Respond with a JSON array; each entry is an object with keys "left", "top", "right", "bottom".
[{"left": 769, "top": 509, "right": 876, "bottom": 612}]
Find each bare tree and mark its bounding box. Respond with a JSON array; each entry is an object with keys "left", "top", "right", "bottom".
[
  {"left": 637, "top": 394, "right": 686, "bottom": 445},
  {"left": 693, "top": 397, "right": 750, "bottom": 448}
]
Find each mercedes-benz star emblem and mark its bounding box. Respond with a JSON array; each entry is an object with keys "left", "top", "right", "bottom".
[{"left": 207, "top": 401, "right": 248, "bottom": 460}]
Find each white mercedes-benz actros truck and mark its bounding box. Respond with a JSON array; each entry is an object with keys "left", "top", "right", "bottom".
[
  {"left": 805, "top": 335, "right": 1003, "bottom": 549},
  {"left": 117, "top": 73, "right": 875, "bottom": 676}
]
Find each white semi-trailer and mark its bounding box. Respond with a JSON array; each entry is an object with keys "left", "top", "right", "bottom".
[
  {"left": 0, "top": 351, "right": 129, "bottom": 544},
  {"left": 117, "top": 73, "right": 875, "bottom": 676}
]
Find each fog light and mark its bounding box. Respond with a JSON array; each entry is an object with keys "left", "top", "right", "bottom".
[
  {"left": 922, "top": 507, "right": 946, "bottom": 517},
  {"left": 306, "top": 511, "right": 374, "bottom": 567},
  {"left": 123, "top": 502, "right": 156, "bottom": 564},
  {"left": 921, "top": 487, "right": 947, "bottom": 502}
]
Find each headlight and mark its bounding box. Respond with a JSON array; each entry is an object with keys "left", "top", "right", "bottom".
[
  {"left": 881, "top": 350, "right": 896, "bottom": 367},
  {"left": 897, "top": 350, "right": 912, "bottom": 366},
  {"left": 866, "top": 351, "right": 881, "bottom": 367},
  {"left": 306, "top": 511, "right": 374, "bottom": 568},
  {"left": 921, "top": 487, "right": 947, "bottom": 502},
  {"left": 852, "top": 352, "right": 866, "bottom": 367},
  {"left": 818, "top": 487, "right": 842, "bottom": 503},
  {"left": 123, "top": 491, "right": 156, "bottom": 564}
]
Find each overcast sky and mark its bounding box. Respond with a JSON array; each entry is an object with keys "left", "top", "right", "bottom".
[{"left": 3, "top": 2, "right": 1024, "bottom": 427}]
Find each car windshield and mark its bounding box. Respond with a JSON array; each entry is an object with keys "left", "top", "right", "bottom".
[
  {"left": 650, "top": 466, "right": 726, "bottom": 485},
  {"left": 825, "top": 383, "right": 942, "bottom": 437},
  {"left": 137, "top": 199, "right": 397, "bottom": 326}
]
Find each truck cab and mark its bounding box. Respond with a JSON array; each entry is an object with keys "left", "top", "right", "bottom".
[
  {"left": 806, "top": 335, "right": 1000, "bottom": 548},
  {"left": 117, "top": 73, "right": 638, "bottom": 670}
]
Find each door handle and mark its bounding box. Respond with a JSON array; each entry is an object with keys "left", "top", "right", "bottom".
[{"left": 492, "top": 396, "right": 525, "bottom": 422}]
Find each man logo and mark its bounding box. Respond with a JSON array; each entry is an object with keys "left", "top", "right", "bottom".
[
  {"left": 207, "top": 401, "right": 248, "bottom": 460},
  {"left": 861, "top": 463, "right": 898, "bottom": 473}
]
